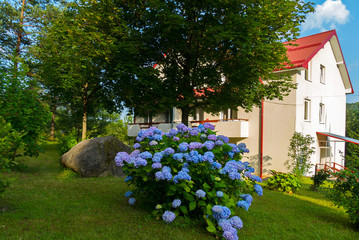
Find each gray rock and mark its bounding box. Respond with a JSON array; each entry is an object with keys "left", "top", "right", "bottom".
[{"left": 60, "top": 136, "right": 131, "bottom": 177}]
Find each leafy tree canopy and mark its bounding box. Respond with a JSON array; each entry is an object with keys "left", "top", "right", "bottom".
[{"left": 119, "top": 0, "right": 314, "bottom": 124}]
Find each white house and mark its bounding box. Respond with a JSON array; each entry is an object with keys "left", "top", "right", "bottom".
[{"left": 128, "top": 30, "right": 354, "bottom": 178}]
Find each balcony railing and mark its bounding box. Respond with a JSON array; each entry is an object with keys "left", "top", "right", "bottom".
[{"left": 128, "top": 119, "right": 249, "bottom": 138}]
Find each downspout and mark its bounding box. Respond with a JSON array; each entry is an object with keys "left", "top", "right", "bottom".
[
  {"left": 259, "top": 79, "right": 264, "bottom": 179},
  {"left": 260, "top": 99, "right": 264, "bottom": 179},
  {"left": 171, "top": 107, "right": 175, "bottom": 129}
]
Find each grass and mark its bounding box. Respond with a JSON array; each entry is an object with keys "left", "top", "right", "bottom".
[{"left": 0, "top": 143, "right": 358, "bottom": 239}]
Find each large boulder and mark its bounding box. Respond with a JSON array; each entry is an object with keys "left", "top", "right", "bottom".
[{"left": 61, "top": 136, "right": 131, "bottom": 177}]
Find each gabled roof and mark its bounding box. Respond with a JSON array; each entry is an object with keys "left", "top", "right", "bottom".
[{"left": 284, "top": 30, "right": 353, "bottom": 94}]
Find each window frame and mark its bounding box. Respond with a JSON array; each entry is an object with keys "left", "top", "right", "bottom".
[
  {"left": 320, "top": 64, "right": 325, "bottom": 84},
  {"left": 304, "top": 99, "right": 311, "bottom": 121},
  {"left": 319, "top": 103, "right": 325, "bottom": 124}
]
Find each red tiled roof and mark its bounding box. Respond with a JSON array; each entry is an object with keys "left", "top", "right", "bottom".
[{"left": 284, "top": 30, "right": 336, "bottom": 69}]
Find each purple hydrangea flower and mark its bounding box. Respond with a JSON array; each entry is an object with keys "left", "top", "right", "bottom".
[
  {"left": 215, "top": 140, "right": 224, "bottom": 146},
  {"left": 212, "top": 205, "right": 231, "bottom": 220},
  {"left": 130, "top": 150, "right": 140, "bottom": 159},
  {"left": 178, "top": 142, "right": 189, "bottom": 152},
  {"left": 152, "top": 162, "right": 162, "bottom": 169},
  {"left": 139, "top": 151, "right": 152, "bottom": 159},
  {"left": 247, "top": 166, "right": 255, "bottom": 173},
  {"left": 217, "top": 135, "right": 229, "bottom": 143},
  {"left": 203, "top": 122, "right": 215, "bottom": 130},
  {"left": 229, "top": 216, "right": 243, "bottom": 229},
  {"left": 162, "top": 211, "right": 176, "bottom": 223},
  {"left": 173, "top": 137, "right": 180, "bottom": 141},
  {"left": 163, "top": 147, "right": 175, "bottom": 155},
  {"left": 237, "top": 200, "right": 250, "bottom": 211},
  {"left": 222, "top": 227, "right": 238, "bottom": 240},
  {"left": 244, "top": 171, "right": 252, "bottom": 178},
  {"left": 216, "top": 191, "right": 224, "bottom": 197},
  {"left": 203, "top": 141, "right": 215, "bottom": 150},
  {"left": 254, "top": 184, "right": 263, "bottom": 196},
  {"left": 189, "top": 128, "right": 199, "bottom": 136},
  {"left": 212, "top": 205, "right": 222, "bottom": 213},
  {"left": 172, "top": 199, "right": 181, "bottom": 208},
  {"left": 208, "top": 134, "right": 217, "bottom": 141},
  {"left": 173, "top": 153, "right": 183, "bottom": 161},
  {"left": 155, "top": 171, "right": 164, "bottom": 180},
  {"left": 212, "top": 162, "right": 222, "bottom": 169},
  {"left": 240, "top": 194, "right": 253, "bottom": 205},
  {"left": 115, "top": 152, "right": 130, "bottom": 167},
  {"left": 133, "top": 143, "right": 141, "bottom": 149},
  {"left": 134, "top": 158, "right": 147, "bottom": 168},
  {"left": 173, "top": 169, "right": 191, "bottom": 183},
  {"left": 168, "top": 128, "right": 178, "bottom": 137},
  {"left": 189, "top": 142, "right": 202, "bottom": 150},
  {"left": 162, "top": 166, "right": 171, "bottom": 173},
  {"left": 124, "top": 191, "right": 133, "bottom": 198},
  {"left": 195, "top": 189, "right": 206, "bottom": 198},
  {"left": 218, "top": 219, "right": 232, "bottom": 231},
  {"left": 177, "top": 123, "right": 189, "bottom": 132},
  {"left": 128, "top": 198, "right": 136, "bottom": 205},
  {"left": 153, "top": 134, "right": 162, "bottom": 141},
  {"left": 250, "top": 175, "right": 262, "bottom": 183},
  {"left": 203, "top": 151, "right": 215, "bottom": 162},
  {"left": 228, "top": 171, "right": 241, "bottom": 180}
]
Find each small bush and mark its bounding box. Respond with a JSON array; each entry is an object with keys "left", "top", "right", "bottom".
[
  {"left": 116, "top": 123, "right": 263, "bottom": 240},
  {"left": 286, "top": 132, "right": 315, "bottom": 178},
  {"left": 267, "top": 170, "right": 301, "bottom": 193},
  {"left": 57, "top": 130, "right": 79, "bottom": 155},
  {"left": 0, "top": 116, "right": 26, "bottom": 171},
  {"left": 310, "top": 169, "right": 330, "bottom": 191},
  {"left": 327, "top": 160, "right": 359, "bottom": 227}
]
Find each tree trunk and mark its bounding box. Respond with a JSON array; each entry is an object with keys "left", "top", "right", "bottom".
[
  {"left": 82, "top": 82, "right": 89, "bottom": 141},
  {"left": 82, "top": 108, "right": 87, "bottom": 141},
  {"left": 50, "top": 104, "right": 56, "bottom": 141},
  {"left": 181, "top": 107, "right": 190, "bottom": 127},
  {"left": 14, "top": 0, "right": 26, "bottom": 73}
]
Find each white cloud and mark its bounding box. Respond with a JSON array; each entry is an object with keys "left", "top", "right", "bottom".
[{"left": 302, "top": 0, "right": 350, "bottom": 32}]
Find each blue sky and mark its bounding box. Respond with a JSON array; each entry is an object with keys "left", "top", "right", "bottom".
[{"left": 302, "top": 0, "right": 359, "bottom": 103}]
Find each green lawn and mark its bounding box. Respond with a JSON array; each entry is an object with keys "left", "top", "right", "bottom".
[{"left": 1, "top": 143, "right": 358, "bottom": 239}]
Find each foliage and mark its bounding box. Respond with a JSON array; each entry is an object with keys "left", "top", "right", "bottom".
[
  {"left": 286, "top": 132, "right": 315, "bottom": 178},
  {"left": 33, "top": 0, "right": 136, "bottom": 140},
  {"left": 310, "top": 169, "right": 330, "bottom": 191},
  {"left": 345, "top": 103, "right": 359, "bottom": 165},
  {"left": 117, "top": 123, "right": 263, "bottom": 240},
  {"left": 327, "top": 157, "right": 359, "bottom": 227},
  {"left": 0, "top": 116, "right": 26, "bottom": 171},
  {"left": 267, "top": 170, "right": 301, "bottom": 193},
  {"left": 0, "top": 116, "right": 26, "bottom": 197},
  {"left": 57, "top": 129, "right": 79, "bottom": 155},
  {"left": 0, "top": 68, "right": 51, "bottom": 157},
  {"left": 118, "top": 0, "right": 314, "bottom": 124}
]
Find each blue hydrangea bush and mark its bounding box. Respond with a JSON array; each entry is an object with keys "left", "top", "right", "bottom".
[{"left": 115, "top": 123, "right": 263, "bottom": 240}]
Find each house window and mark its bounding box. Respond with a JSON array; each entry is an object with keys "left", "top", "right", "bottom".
[
  {"left": 319, "top": 103, "right": 325, "bottom": 123},
  {"left": 320, "top": 64, "right": 325, "bottom": 84},
  {"left": 304, "top": 99, "right": 311, "bottom": 121}
]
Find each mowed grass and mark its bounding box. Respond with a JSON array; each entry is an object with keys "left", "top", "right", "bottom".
[{"left": 0, "top": 143, "right": 358, "bottom": 240}]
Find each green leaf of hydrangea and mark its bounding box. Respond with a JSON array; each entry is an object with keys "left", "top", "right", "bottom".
[
  {"left": 189, "top": 201, "right": 196, "bottom": 211},
  {"left": 180, "top": 205, "right": 188, "bottom": 215}
]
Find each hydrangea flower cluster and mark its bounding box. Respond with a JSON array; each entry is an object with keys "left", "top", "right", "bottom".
[{"left": 116, "top": 123, "right": 262, "bottom": 240}]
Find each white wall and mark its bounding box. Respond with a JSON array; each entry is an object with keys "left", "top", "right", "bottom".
[{"left": 295, "top": 41, "right": 347, "bottom": 174}]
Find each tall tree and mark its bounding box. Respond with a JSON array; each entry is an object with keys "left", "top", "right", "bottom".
[
  {"left": 0, "top": 0, "right": 62, "bottom": 73},
  {"left": 120, "top": 0, "right": 314, "bottom": 125},
  {"left": 33, "top": 0, "right": 138, "bottom": 140}
]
